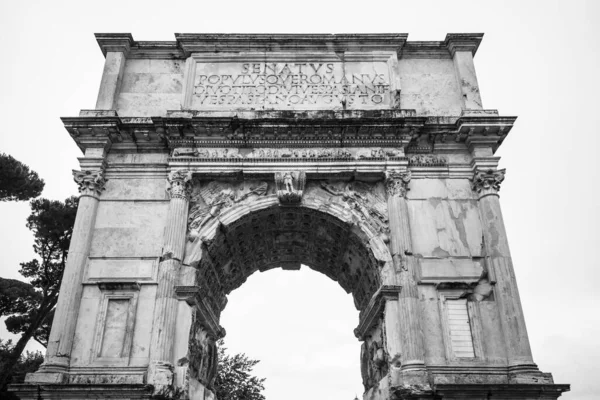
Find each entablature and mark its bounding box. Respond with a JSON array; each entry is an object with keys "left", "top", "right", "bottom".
[{"left": 64, "top": 109, "right": 515, "bottom": 155}]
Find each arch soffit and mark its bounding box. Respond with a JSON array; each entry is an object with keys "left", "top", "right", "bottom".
[{"left": 182, "top": 194, "right": 394, "bottom": 311}]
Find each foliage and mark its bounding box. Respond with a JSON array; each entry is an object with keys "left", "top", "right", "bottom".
[
  {"left": 0, "top": 339, "right": 44, "bottom": 398},
  {"left": 0, "top": 196, "right": 78, "bottom": 389},
  {"left": 215, "top": 340, "right": 266, "bottom": 400},
  {"left": 0, "top": 153, "right": 44, "bottom": 201}
]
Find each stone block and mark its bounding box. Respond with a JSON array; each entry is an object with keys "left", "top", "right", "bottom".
[
  {"left": 399, "top": 58, "right": 462, "bottom": 115},
  {"left": 90, "top": 201, "right": 168, "bottom": 257},
  {"left": 102, "top": 178, "right": 168, "bottom": 201},
  {"left": 409, "top": 199, "right": 483, "bottom": 257},
  {"left": 86, "top": 259, "right": 156, "bottom": 282},
  {"left": 117, "top": 93, "right": 182, "bottom": 117},
  {"left": 408, "top": 178, "right": 474, "bottom": 200},
  {"left": 418, "top": 258, "right": 484, "bottom": 282}
]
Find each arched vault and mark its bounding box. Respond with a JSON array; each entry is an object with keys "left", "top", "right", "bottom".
[{"left": 183, "top": 195, "right": 393, "bottom": 315}]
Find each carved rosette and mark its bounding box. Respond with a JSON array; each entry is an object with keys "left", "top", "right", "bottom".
[
  {"left": 72, "top": 169, "right": 107, "bottom": 197},
  {"left": 384, "top": 170, "right": 411, "bottom": 198},
  {"left": 471, "top": 168, "right": 505, "bottom": 197},
  {"left": 167, "top": 170, "right": 193, "bottom": 200}
]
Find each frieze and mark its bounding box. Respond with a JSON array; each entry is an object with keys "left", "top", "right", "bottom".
[
  {"left": 171, "top": 147, "right": 406, "bottom": 161},
  {"left": 408, "top": 154, "right": 447, "bottom": 166}
]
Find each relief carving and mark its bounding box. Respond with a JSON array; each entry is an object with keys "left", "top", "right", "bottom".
[
  {"left": 188, "top": 180, "right": 269, "bottom": 232},
  {"left": 319, "top": 180, "right": 388, "bottom": 237},
  {"left": 172, "top": 148, "right": 243, "bottom": 159},
  {"left": 188, "top": 322, "right": 218, "bottom": 388},
  {"left": 408, "top": 154, "right": 447, "bottom": 165},
  {"left": 275, "top": 171, "right": 306, "bottom": 204},
  {"left": 167, "top": 170, "right": 193, "bottom": 200},
  {"left": 471, "top": 168, "right": 506, "bottom": 195},
  {"left": 360, "top": 328, "right": 389, "bottom": 390},
  {"left": 72, "top": 169, "right": 107, "bottom": 196},
  {"left": 172, "top": 147, "right": 405, "bottom": 160},
  {"left": 384, "top": 170, "right": 411, "bottom": 198}
]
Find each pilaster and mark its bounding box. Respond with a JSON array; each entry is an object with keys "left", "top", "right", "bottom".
[
  {"left": 94, "top": 34, "right": 132, "bottom": 110},
  {"left": 446, "top": 33, "right": 484, "bottom": 110}
]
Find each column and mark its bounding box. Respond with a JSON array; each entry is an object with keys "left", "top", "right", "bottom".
[
  {"left": 471, "top": 169, "right": 537, "bottom": 372},
  {"left": 384, "top": 170, "right": 427, "bottom": 384},
  {"left": 148, "top": 170, "right": 192, "bottom": 388},
  {"left": 30, "top": 167, "right": 107, "bottom": 382}
]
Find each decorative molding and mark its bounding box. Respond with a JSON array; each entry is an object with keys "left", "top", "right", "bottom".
[
  {"left": 72, "top": 169, "right": 107, "bottom": 197},
  {"left": 354, "top": 285, "right": 401, "bottom": 340},
  {"left": 471, "top": 168, "right": 505, "bottom": 197},
  {"left": 408, "top": 154, "right": 447, "bottom": 166},
  {"left": 384, "top": 170, "right": 411, "bottom": 198},
  {"left": 175, "top": 286, "right": 225, "bottom": 341},
  {"left": 61, "top": 111, "right": 516, "bottom": 154},
  {"left": 166, "top": 170, "right": 192, "bottom": 200},
  {"left": 275, "top": 171, "right": 306, "bottom": 204}
]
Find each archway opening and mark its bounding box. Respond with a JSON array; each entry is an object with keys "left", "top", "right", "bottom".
[
  {"left": 220, "top": 267, "right": 363, "bottom": 400},
  {"left": 186, "top": 204, "right": 390, "bottom": 398}
]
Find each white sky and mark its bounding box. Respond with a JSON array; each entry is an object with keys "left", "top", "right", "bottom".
[{"left": 0, "top": 1, "right": 598, "bottom": 399}]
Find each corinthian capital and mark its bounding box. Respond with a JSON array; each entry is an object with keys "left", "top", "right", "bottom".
[
  {"left": 72, "top": 169, "right": 107, "bottom": 197},
  {"left": 384, "top": 170, "right": 411, "bottom": 198},
  {"left": 471, "top": 168, "right": 505, "bottom": 196},
  {"left": 167, "top": 170, "right": 192, "bottom": 200}
]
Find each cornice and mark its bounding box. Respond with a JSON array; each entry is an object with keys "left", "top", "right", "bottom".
[
  {"left": 92, "top": 33, "right": 484, "bottom": 59},
  {"left": 95, "top": 33, "right": 134, "bottom": 57},
  {"left": 355, "top": 285, "right": 401, "bottom": 340},
  {"left": 62, "top": 109, "right": 515, "bottom": 156},
  {"left": 444, "top": 33, "right": 484, "bottom": 57},
  {"left": 176, "top": 33, "right": 408, "bottom": 56}
]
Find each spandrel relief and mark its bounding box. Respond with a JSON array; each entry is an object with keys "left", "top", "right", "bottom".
[
  {"left": 187, "top": 179, "right": 271, "bottom": 234},
  {"left": 313, "top": 180, "right": 389, "bottom": 240}
]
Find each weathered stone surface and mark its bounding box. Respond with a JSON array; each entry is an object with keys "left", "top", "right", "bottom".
[
  {"left": 12, "top": 32, "right": 569, "bottom": 400},
  {"left": 409, "top": 199, "right": 483, "bottom": 257},
  {"left": 90, "top": 201, "right": 168, "bottom": 257}
]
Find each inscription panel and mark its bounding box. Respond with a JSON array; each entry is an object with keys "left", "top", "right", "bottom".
[{"left": 184, "top": 53, "right": 400, "bottom": 110}]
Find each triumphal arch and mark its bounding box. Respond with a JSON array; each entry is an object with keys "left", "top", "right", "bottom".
[{"left": 13, "top": 33, "right": 569, "bottom": 399}]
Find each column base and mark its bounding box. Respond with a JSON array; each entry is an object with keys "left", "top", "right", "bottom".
[{"left": 8, "top": 384, "right": 153, "bottom": 400}]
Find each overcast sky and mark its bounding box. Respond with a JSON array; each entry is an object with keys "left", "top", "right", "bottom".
[{"left": 0, "top": 1, "right": 598, "bottom": 399}]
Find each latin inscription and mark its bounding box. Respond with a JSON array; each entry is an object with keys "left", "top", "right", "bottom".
[{"left": 192, "top": 62, "right": 391, "bottom": 109}]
